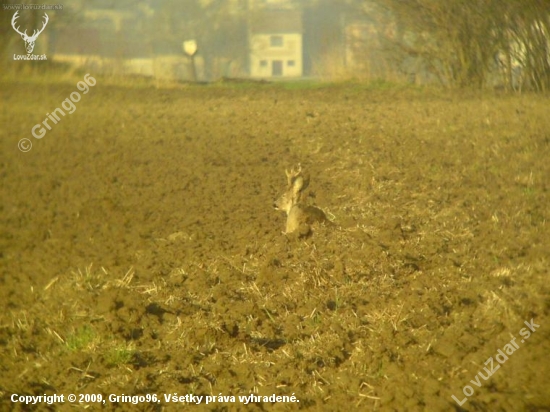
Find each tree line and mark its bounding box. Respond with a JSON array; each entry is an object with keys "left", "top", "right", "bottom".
[{"left": 369, "top": 0, "right": 550, "bottom": 91}]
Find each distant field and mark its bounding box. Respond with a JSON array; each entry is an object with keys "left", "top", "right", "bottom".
[{"left": 1, "top": 79, "right": 549, "bottom": 411}]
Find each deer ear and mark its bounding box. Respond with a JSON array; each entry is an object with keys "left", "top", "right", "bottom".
[
  {"left": 21, "top": 34, "right": 25, "bottom": 39},
  {"left": 292, "top": 176, "right": 304, "bottom": 194}
]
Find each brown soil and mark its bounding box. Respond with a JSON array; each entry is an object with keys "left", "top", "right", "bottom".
[{"left": 1, "top": 80, "right": 549, "bottom": 411}]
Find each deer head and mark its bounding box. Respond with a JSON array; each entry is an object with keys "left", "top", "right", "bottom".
[
  {"left": 12, "top": 11, "right": 49, "bottom": 54},
  {"left": 273, "top": 164, "right": 310, "bottom": 215}
]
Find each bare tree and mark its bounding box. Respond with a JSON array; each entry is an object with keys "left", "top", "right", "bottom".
[
  {"left": 369, "top": 0, "right": 550, "bottom": 91},
  {"left": 495, "top": 1, "right": 550, "bottom": 92}
]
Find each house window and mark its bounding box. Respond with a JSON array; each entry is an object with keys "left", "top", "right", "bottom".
[
  {"left": 287, "top": 60, "right": 295, "bottom": 67},
  {"left": 270, "top": 35, "right": 283, "bottom": 47},
  {"left": 260, "top": 60, "right": 268, "bottom": 67}
]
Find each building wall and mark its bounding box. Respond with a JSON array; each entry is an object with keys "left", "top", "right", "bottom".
[{"left": 249, "top": 33, "right": 302, "bottom": 78}]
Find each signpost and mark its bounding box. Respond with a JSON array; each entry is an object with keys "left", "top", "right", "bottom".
[{"left": 183, "top": 40, "right": 198, "bottom": 82}]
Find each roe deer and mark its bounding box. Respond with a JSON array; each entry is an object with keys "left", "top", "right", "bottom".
[{"left": 273, "top": 164, "right": 329, "bottom": 235}]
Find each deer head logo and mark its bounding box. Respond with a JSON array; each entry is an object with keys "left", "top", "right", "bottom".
[{"left": 11, "top": 11, "right": 49, "bottom": 54}]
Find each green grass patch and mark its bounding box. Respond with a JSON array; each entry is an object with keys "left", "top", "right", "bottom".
[
  {"left": 65, "top": 325, "right": 96, "bottom": 352},
  {"left": 105, "top": 344, "right": 135, "bottom": 367}
]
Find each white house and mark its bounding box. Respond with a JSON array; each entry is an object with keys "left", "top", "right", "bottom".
[{"left": 249, "top": 10, "right": 303, "bottom": 78}]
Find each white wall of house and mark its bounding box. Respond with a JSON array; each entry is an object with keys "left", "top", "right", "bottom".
[{"left": 249, "top": 33, "right": 302, "bottom": 78}]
